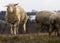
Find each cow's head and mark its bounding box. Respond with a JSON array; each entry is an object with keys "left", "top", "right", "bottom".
[{"left": 6, "top": 3, "right": 18, "bottom": 14}]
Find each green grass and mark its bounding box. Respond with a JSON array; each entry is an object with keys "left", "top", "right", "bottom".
[{"left": 0, "top": 33, "right": 60, "bottom": 43}]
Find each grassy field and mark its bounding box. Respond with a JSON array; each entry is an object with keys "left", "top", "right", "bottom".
[{"left": 0, "top": 33, "right": 60, "bottom": 43}]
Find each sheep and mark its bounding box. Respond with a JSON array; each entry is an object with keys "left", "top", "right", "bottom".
[
  {"left": 5, "top": 3, "right": 28, "bottom": 35},
  {"left": 35, "top": 10, "right": 57, "bottom": 37}
]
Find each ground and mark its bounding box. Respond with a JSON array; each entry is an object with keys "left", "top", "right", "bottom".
[{"left": 0, "top": 33, "right": 60, "bottom": 43}]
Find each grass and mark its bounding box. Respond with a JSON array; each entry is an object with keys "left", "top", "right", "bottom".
[{"left": 0, "top": 33, "right": 60, "bottom": 43}]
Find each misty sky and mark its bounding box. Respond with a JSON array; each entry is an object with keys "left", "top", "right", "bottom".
[{"left": 0, "top": 0, "right": 60, "bottom": 12}]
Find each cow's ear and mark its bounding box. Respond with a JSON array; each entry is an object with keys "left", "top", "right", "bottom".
[{"left": 14, "top": 3, "right": 18, "bottom": 6}]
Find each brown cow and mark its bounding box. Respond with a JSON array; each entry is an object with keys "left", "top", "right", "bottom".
[{"left": 35, "top": 10, "right": 58, "bottom": 37}]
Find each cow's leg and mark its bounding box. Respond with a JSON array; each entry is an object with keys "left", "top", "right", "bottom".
[
  {"left": 16, "top": 23, "right": 19, "bottom": 34},
  {"left": 23, "top": 17, "right": 28, "bottom": 33},
  {"left": 38, "top": 23, "right": 43, "bottom": 33},
  {"left": 56, "top": 24, "right": 60, "bottom": 36},
  {"left": 36, "top": 23, "right": 42, "bottom": 37},
  {"left": 56, "top": 28, "right": 60, "bottom": 36},
  {"left": 49, "top": 24, "right": 52, "bottom": 38},
  {"left": 11, "top": 25, "right": 13, "bottom": 35},
  {"left": 23, "top": 23, "right": 26, "bottom": 33},
  {"left": 36, "top": 23, "right": 42, "bottom": 39},
  {"left": 16, "top": 26, "right": 18, "bottom": 34},
  {"left": 14, "top": 24, "right": 17, "bottom": 35},
  {"left": 49, "top": 24, "right": 55, "bottom": 39}
]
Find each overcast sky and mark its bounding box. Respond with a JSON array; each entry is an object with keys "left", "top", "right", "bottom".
[{"left": 0, "top": 0, "right": 60, "bottom": 12}]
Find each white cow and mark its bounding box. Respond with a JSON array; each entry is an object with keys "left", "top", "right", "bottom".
[{"left": 5, "top": 3, "right": 28, "bottom": 35}]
